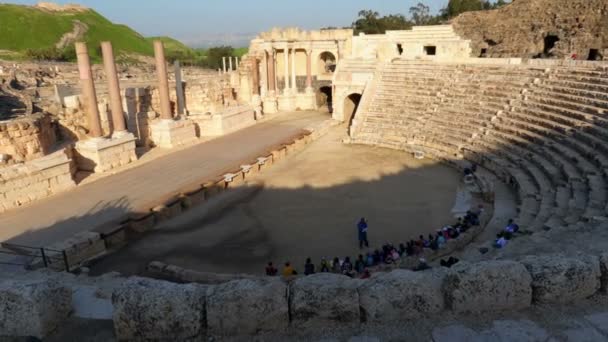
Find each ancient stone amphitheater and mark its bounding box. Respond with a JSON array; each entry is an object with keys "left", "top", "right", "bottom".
[{"left": 2, "top": 0, "right": 608, "bottom": 340}]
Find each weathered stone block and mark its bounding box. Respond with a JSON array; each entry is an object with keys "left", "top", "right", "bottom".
[
  {"left": 443, "top": 260, "right": 532, "bottom": 313},
  {"left": 112, "top": 277, "right": 206, "bottom": 341},
  {"left": 206, "top": 278, "right": 288, "bottom": 336},
  {"left": 520, "top": 255, "right": 601, "bottom": 303},
  {"left": 358, "top": 269, "right": 445, "bottom": 322},
  {"left": 600, "top": 253, "right": 608, "bottom": 293},
  {"left": 0, "top": 278, "right": 72, "bottom": 339},
  {"left": 290, "top": 273, "right": 360, "bottom": 328}
]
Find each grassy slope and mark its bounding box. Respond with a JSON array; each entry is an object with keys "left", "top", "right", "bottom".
[
  {"left": 0, "top": 3, "right": 247, "bottom": 62},
  {"left": 0, "top": 4, "right": 152, "bottom": 61}
]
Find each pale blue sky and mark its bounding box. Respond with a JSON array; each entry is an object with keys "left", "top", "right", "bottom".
[{"left": 5, "top": 0, "right": 455, "bottom": 46}]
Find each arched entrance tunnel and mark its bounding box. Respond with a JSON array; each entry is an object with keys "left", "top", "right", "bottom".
[
  {"left": 344, "top": 93, "right": 362, "bottom": 135},
  {"left": 319, "top": 86, "right": 333, "bottom": 113}
]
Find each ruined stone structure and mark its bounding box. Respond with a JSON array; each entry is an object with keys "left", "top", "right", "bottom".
[
  {"left": 4, "top": 0, "right": 608, "bottom": 339},
  {"left": 452, "top": 0, "right": 608, "bottom": 60},
  {"left": 0, "top": 40, "right": 251, "bottom": 212}
]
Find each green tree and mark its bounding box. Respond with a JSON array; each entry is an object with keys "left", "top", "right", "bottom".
[
  {"left": 353, "top": 10, "right": 412, "bottom": 34},
  {"left": 445, "top": 0, "right": 485, "bottom": 18},
  {"left": 202, "top": 46, "right": 235, "bottom": 69},
  {"left": 409, "top": 2, "right": 431, "bottom": 25},
  {"left": 353, "top": 10, "right": 383, "bottom": 34}
]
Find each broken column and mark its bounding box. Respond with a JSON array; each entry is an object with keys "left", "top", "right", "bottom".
[
  {"left": 149, "top": 40, "right": 197, "bottom": 148},
  {"left": 74, "top": 41, "right": 138, "bottom": 173},
  {"left": 262, "top": 48, "right": 278, "bottom": 113}
]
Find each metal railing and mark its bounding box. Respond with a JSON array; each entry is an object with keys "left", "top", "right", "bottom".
[{"left": 0, "top": 243, "right": 70, "bottom": 272}]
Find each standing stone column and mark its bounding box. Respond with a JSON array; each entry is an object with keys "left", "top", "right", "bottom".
[
  {"left": 252, "top": 58, "right": 260, "bottom": 95},
  {"left": 305, "top": 49, "right": 313, "bottom": 91},
  {"left": 283, "top": 47, "right": 289, "bottom": 94},
  {"left": 267, "top": 49, "right": 276, "bottom": 95},
  {"left": 174, "top": 60, "right": 185, "bottom": 116},
  {"left": 222, "top": 57, "right": 227, "bottom": 73},
  {"left": 101, "top": 41, "right": 127, "bottom": 134},
  {"left": 75, "top": 42, "right": 103, "bottom": 138},
  {"left": 153, "top": 40, "right": 172, "bottom": 120},
  {"left": 236, "top": 57, "right": 240, "bottom": 69},
  {"left": 291, "top": 48, "right": 297, "bottom": 94},
  {"left": 229, "top": 57, "right": 233, "bottom": 71}
]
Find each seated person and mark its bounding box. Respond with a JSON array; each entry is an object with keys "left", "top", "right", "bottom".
[
  {"left": 342, "top": 256, "right": 354, "bottom": 276},
  {"left": 355, "top": 254, "right": 366, "bottom": 274},
  {"left": 366, "top": 252, "right": 375, "bottom": 267},
  {"left": 372, "top": 250, "right": 382, "bottom": 264},
  {"left": 437, "top": 232, "right": 446, "bottom": 247},
  {"left": 429, "top": 237, "right": 439, "bottom": 251},
  {"left": 282, "top": 262, "right": 297, "bottom": 276},
  {"left": 319, "top": 257, "right": 330, "bottom": 272},
  {"left": 391, "top": 248, "right": 400, "bottom": 262},
  {"left": 494, "top": 236, "right": 508, "bottom": 249},
  {"left": 304, "top": 258, "right": 315, "bottom": 275},
  {"left": 505, "top": 219, "right": 520, "bottom": 233},
  {"left": 398, "top": 243, "right": 406, "bottom": 256},
  {"left": 331, "top": 257, "right": 342, "bottom": 273},
  {"left": 265, "top": 262, "right": 278, "bottom": 276}
]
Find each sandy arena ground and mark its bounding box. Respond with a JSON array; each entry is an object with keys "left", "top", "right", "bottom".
[{"left": 91, "top": 125, "right": 461, "bottom": 276}]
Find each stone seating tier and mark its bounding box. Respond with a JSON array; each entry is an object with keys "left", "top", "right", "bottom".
[{"left": 352, "top": 60, "right": 608, "bottom": 232}]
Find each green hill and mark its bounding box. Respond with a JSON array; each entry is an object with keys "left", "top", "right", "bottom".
[{"left": 0, "top": 3, "right": 190, "bottom": 62}]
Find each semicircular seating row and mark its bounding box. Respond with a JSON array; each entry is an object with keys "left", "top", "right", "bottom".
[{"left": 351, "top": 60, "right": 608, "bottom": 233}]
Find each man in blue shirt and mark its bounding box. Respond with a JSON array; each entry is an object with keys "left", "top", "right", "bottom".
[{"left": 357, "top": 217, "right": 369, "bottom": 249}]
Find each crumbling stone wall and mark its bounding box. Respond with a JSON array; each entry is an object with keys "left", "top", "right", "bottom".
[
  {"left": 0, "top": 148, "right": 75, "bottom": 212},
  {"left": 0, "top": 114, "right": 56, "bottom": 164},
  {"left": 452, "top": 0, "right": 608, "bottom": 59}
]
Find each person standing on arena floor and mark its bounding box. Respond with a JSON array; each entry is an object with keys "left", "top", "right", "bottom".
[{"left": 357, "top": 217, "right": 369, "bottom": 249}]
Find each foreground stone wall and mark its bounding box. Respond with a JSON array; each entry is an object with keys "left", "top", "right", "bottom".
[
  {"left": 452, "top": 0, "right": 608, "bottom": 59},
  {"left": 2, "top": 252, "right": 606, "bottom": 339},
  {"left": 0, "top": 148, "right": 75, "bottom": 212},
  {"left": 0, "top": 113, "right": 56, "bottom": 164}
]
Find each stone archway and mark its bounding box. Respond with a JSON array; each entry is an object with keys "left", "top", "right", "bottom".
[
  {"left": 318, "top": 51, "right": 336, "bottom": 75},
  {"left": 343, "top": 93, "right": 362, "bottom": 135},
  {"left": 318, "top": 86, "right": 333, "bottom": 113}
]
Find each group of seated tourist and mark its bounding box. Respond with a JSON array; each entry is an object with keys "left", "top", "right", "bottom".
[
  {"left": 265, "top": 209, "right": 483, "bottom": 278},
  {"left": 493, "top": 219, "right": 520, "bottom": 249}
]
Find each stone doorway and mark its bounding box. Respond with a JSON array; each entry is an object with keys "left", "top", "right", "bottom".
[
  {"left": 588, "top": 49, "right": 601, "bottom": 61},
  {"left": 543, "top": 35, "right": 560, "bottom": 57},
  {"left": 319, "top": 86, "right": 333, "bottom": 113}
]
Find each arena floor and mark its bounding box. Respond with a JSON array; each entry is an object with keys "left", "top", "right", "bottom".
[{"left": 91, "top": 126, "right": 462, "bottom": 276}]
